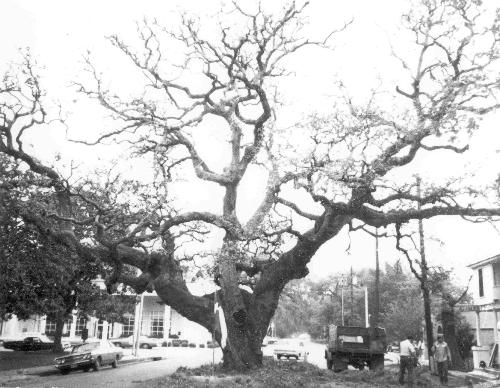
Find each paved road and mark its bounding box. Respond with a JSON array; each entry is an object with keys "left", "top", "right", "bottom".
[
  {"left": 11, "top": 342, "right": 400, "bottom": 387},
  {"left": 264, "top": 341, "right": 400, "bottom": 370},
  {"left": 17, "top": 348, "right": 223, "bottom": 388}
]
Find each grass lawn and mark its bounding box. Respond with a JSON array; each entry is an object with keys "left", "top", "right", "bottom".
[
  {"left": 139, "top": 358, "right": 467, "bottom": 388},
  {"left": 0, "top": 350, "right": 66, "bottom": 371}
]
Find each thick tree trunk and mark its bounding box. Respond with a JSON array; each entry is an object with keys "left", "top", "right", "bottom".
[
  {"left": 441, "top": 305, "right": 465, "bottom": 370},
  {"left": 52, "top": 315, "right": 65, "bottom": 353},
  {"left": 216, "top": 240, "right": 280, "bottom": 370},
  {"left": 218, "top": 287, "right": 280, "bottom": 370}
]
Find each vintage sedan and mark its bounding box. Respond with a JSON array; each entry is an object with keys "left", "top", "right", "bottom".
[
  {"left": 274, "top": 339, "right": 308, "bottom": 360},
  {"left": 54, "top": 340, "right": 123, "bottom": 374},
  {"left": 3, "top": 335, "right": 69, "bottom": 351},
  {"left": 110, "top": 335, "right": 162, "bottom": 349}
]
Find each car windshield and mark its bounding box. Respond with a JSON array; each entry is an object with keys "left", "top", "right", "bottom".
[
  {"left": 277, "top": 340, "right": 301, "bottom": 347},
  {"left": 72, "top": 342, "right": 99, "bottom": 353}
]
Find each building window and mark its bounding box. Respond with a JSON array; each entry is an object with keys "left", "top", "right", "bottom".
[
  {"left": 75, "top": 318, "right": 87, "bottom": 336},
  {"left": 45, "top": 319, "right": 56, "bottom": 335},
  {"left": 150, "top": 311, "right": 164, "bottom": 338},
  {"left": 122, "top": 316, "right": 135, "bottom": 337},
  {"left": 479, "top": 268, "right": 484, "bottom": 297},
  {"left": 493, "top": 264, "right": 500, "bottom": 287},
  {"left": 45, "top": 318, "right": 72, "bottom": 336}
]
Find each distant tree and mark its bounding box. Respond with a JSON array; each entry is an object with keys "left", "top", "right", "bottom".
[
  {"left": 381, "top": 293, "right": 424, "bottom": 343},
  {"left": 455, "top": 315, "right": 474, "bottom": 363},
  {"left": 273, "top": 279, "right": 315, "bottom": 338},
  {"left": 431, "top": 268, "right": 472, "bottom": 370}
]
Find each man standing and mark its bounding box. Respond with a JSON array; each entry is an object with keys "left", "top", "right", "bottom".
[
  {"left": 399, "top": 335, "right": 416, "bottom": 386},
  {"left": 432, "top": 334, "right": 452, "bottom": 385}
]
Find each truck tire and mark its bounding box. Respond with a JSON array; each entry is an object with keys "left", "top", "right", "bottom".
[
  {"left": 327, "top": 358, "right": 333, "bottom": 370},
  {"left": 370, "top": 354, "right": 384, "bottom": 371},
  {"left": 333, "top": 358, "right": 348, "bottom": 372}
]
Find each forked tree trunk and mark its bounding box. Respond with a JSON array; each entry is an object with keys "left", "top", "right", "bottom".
[
  {"left": 52, "top": 315, "right": 65, "bottom": 353},
  {"left": 216, "top": 242, "right": 280, "bottom": 370},
  {"left": 218, "top": 288, "right": 280, "bottom": 370}
]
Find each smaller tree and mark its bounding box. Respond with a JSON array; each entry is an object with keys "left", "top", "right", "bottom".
[{"left": 0, "top": 200, "right": 104, "bottom": 351}]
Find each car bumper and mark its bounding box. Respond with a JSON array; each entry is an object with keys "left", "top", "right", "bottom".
[
  {"left": 274, "top": 351, "right": 302, "bottom": 357},
  {"left": 55, "top": 360, "right": 93, "bottom": 370}
]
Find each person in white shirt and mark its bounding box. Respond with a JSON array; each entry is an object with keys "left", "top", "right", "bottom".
[
  {"left": 399, "top": 335, "right": 416, "bottom": 386},
  {"left": 431, "top": 334, "right": 452, "bottom": 385}
]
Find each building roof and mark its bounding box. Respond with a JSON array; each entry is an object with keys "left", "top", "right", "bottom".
[{"left": 468, "top": 254, "right": 500, "bottom": 270}]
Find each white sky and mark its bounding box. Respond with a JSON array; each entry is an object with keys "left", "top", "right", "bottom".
[{"left": 2, "top": 0, "right": 500, "bottom": 285}]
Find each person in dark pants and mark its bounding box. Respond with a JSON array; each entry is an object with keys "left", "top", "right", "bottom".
[
  {"left": 432, "top": 334, "right": 452, "bottom": 385},
  {"left": 399, "top": 335, "right": 416, "bottom": 386}
]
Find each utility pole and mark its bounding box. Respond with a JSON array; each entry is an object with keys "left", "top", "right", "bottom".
[
  {"left": 373, "top": 228, "right": 381, "bottom": 327},
  {"left": 350, "top": 266, "right": 354, "bottom": 325},
  {"left": 341, "top": 288, "right": 345, "bottom": 325},
  {"left": 364, "top": 287, "right": 369, "bottom": 328},
  {"left": 417, "top": 177, "right": 433, "bottom": 368}
]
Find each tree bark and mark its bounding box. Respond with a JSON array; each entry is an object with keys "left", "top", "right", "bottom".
[
  {"left": 217, "top": 286, "right": 280, "bottom": 370},
  {"left": 52, "top": 315, "right": 65, "bottom": 353}
]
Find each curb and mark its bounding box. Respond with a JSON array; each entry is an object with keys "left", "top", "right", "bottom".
[{"left": 0, "top": 356, "right": 165, "bottom": 385}]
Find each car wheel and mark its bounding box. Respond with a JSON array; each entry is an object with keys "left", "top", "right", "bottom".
[
  {"left": 294, "top": 356, "right": 299, "bottom": 360},
  {"left": 93, "top": 357, "right": 102, "bottom": 371},
  {"left": 277, "top": 355, "right": 282, "bottom": 360},
  {"left": 140, "top": 343, "right": 151, "bottom": 349},
  {"left": 112, "top": 356, "right": 119, "bottom": 368},
  {"left": 82, "top": 367, "right": 90, "bottom": 372},
  {"left": 60, "top": 368, "right": 71, "bottom": 375}
]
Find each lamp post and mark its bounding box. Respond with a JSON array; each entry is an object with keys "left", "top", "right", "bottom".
[
  {"left": 133, "top": 293, "right": 144, "bottom": 357},
  {"left": 364, "top": 286, "right": 369, "bottom": 328}
]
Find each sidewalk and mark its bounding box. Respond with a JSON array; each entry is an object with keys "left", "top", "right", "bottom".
[{"left": 0, "top": 350, "right": 166, "bottom": 386}]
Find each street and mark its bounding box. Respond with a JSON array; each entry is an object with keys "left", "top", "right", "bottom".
[
  {"left": 6, "top": 342, "right": 400, "bottom": 387},
  {"left": 16, "top": 347, "right": 223, "bottom": 388}
]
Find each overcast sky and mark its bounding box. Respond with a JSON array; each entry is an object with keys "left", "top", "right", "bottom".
[{"left": 3, "top": 0, "right": 500, "bottom": 284}]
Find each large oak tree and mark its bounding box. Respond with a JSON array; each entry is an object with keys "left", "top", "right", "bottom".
[{"left": 1, "top": 1, "right": 500, "bottom": 369}]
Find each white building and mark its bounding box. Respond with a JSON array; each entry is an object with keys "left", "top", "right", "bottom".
[
  {"left": 457, "top": 254, "right": 500, "bottom": 372},
  {"left": 0, "top": 291, "right": 212, "bottom": 346}
]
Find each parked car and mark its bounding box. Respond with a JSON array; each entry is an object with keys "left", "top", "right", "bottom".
[
  {"left": 274, "top": 339, "right": 308, "bottom": 360},
  {"left": 54, "top": 340, "right": 123, "bottom": 375},
  {"left": 110, "top": 335, "right": 161, "bottom": 349},
  {"left": 3, "top": 335, "right": 68, "bottom": 351}
]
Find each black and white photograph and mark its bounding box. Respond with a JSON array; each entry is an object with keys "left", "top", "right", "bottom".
[{"left": 1, "top": 0, "right": 500, "bottom": 386}]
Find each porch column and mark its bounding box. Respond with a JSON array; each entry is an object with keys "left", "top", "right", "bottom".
[
  {"left": 102, "top": 321, "right": 109, "bottom": 339},
  {"left": 475, "top": 310, "right": 481, "bottom": 346},
  {"left": 39, "top": 316, "right": 47, "bottom": 334},
  {"left": 495, "top": 310, "right": 499, "bottom": 343},
  {"left": 69, "top": 315, "right": 77, "bottom": 340},
  {"left": 163, "top": 305, "right": 171, "bottom": 340}
]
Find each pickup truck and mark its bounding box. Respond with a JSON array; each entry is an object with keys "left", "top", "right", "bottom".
[
  {"left": 325, "top": 325, "right": 386, "bottom": 372},
  {"left": 3, "top": 336, "right": 55, "bottom": 351}
]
